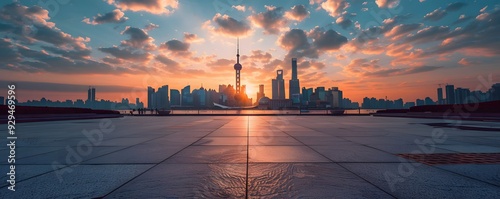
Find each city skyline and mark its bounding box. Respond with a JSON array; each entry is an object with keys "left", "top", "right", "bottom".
[{"left": 0, "top": 1, "right": 499, "bottom": 103}]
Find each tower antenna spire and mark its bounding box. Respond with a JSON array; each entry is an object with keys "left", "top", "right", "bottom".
[{"left": 237, "top": 37, "right": 240, "bottom": 63}]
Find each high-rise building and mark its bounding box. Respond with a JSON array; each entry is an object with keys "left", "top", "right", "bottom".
[
  {"left": 272, "top": 70, "right": 285, "bottom": 99},
  {"left": 0, "top": 96, "right": 4, "bottom": 105},
  {"left": 437, "top": 88, "right": 443, "bottom": 105},
  {"left": 301, "top": 87, "right": 313, "bottom": 105},
  {"left": 233, "top": 38, "right": 242, "bottom": 94},
  {"left": 455, "top": 87, "right": 470, "bottom": 104},
  {"left": 289, "top": 58, "right": 300, "bottom": 100},
  {"left": 87, "top": 86, "right": 96, "bottom": 108},
  {"left": 416, "top": 99, "right": 425, "bottom": 106},
  {"left": 181, "top": 85, "right": 192, "bottom": 106},
  {"left": 170, "top": 89, "right": 181, "bottom": 106},
  {"left": 315, "top": 87, "right": 326, "bottom": 101},
  {"left": 91, "top": 87, "right": 96, "bottom": 102},
  {"left": 491, "top": 83, "right": 500, "bottom": 101},
  {"left": 394, "top": 98, "right": 404, "bottom": 109},
  {"left": 257, "top": 84, "right": 265, "bottom": 101},
  {"left": 331, "top": 87, "right": 343, "bottom": 108},
  {"left": 445, "top": 84, "right": 455, "bottom": 104},
  {"left": 147, "top": 86, "right": 155, "bottom": 108},
  {"left": 155, "top": 85, "right": 169, "bottom": 109}
]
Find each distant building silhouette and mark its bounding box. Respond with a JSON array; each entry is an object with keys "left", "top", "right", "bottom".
[
  {"left": 301, "top": 87, "right": 313, "bottom": 105},
  {"left": 289, "top": 58, "right": 300, "bottom": 103},
  {"left": 170, "top": 89, "right": 180, "bottom": 106},
  {"left": 491, "top": 83, "right": 500, "bottom": 101},
  {"left": 272, "top": 70, "right": 285, "bottom": 99},
  {"left": 181, "top": 85, "right": 192, "bottom": 106},
  {"left": 445, "top": 84, "right": 455, "bottom": 104},
  {"left": 455, "top": 87, "right": 470, "bottom": 104},
  {"left": 437, "top": 88, "right": 443, "bottom": 105},
  {"left": 416, "top": 99, "right": 425, "bottom": 106},
  {"left": 315, "top": 87, "right": 326, "bottom": 101},
  {"left": 330, "top": 87, "right": 343, "bottom": 108},
  {"left": 425, "top": 97, "right": 435, "bottom": 105},
  {"left": 147, "top": 86, "right": 155, "bottom": 108},
  {"left": 87, "top": 86, "right": 96, "bottom": 108},
  {"left": 257, "top": 84, "right": 265, "bottom": 102},
  {"left": 155, "top": 85, "right": 170, "bottom": 109},
  {"left": 0, "top": 96, "right": 4, "bottom": 105}
]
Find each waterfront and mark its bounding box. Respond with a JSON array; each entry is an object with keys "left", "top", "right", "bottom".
[
  {"left": 118, "top": 109, "right": 381, "bottom": 115},
  {"left": 1, "top": 116, "right": 499, "bottom": 198}
]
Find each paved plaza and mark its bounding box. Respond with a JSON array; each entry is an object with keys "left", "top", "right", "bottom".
[{"left": 1, "top": 116, "right": 500, "bottom": 198}]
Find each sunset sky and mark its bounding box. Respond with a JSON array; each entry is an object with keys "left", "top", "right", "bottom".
[{"left": 0, "top": 0, "right": 499, "bottom": 103}]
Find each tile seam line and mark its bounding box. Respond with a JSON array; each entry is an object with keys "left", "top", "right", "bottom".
[
  {"left": 99, "top": 118, "right": 235, "bottom": 198},
  {"left": 261, "top": 116, "right": 398, "bottom": 198}
]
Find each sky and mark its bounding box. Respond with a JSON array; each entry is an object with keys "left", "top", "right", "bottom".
[{"left": 0, "top": 0, "right": 499, "bottom": 104}]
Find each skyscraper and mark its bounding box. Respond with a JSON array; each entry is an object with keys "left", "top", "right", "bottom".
[
  {"left": 301, "top": 87, "right": 313, "bottom": 105},
  {"left": 455, "top": 87, "right": 470, "bottom": 104},
  {"left": 445, "top": 84, "right": 455, "bottom": 104},
  {"left": 181, "top": 85, "right": 192, "bottom": 106},
  {"left": 331, "top": 87, "right": 343, "bottom": 108},
  {"left": 156, "top": 85, "right": 170, "bottom": 109},
  {"left": 437, "top": 88, "right": 443, "bottom": 105},
  {"left": 87, "top": 86, "right": 95, "bottom": 108},
  {"left": 92, "top": 87, "right": 96, "bottom": 102},
  {"left": 257, "top": 84, "right": 265, "bottom": 101},
  {"left": 272, "top": 70, "right": 285, "bottom": 99},
  {"left": 289, "top": 58, "right": 300, "bottom": 102},
  {"left": 233, "top": 38, "right": 242, "bottom": 94},
  {"left": 170, "top": 89, "right": 181, "bottom": 106},
  {"left": 147, "top": 86, "right": 155, "bottom": 108}
]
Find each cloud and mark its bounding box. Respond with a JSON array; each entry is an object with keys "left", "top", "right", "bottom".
[
  {"left": 458, "top": 58, "right": 480, "bottom": 66},
  {"left": 0, "top": 80, "right": 140, "bottom": 93},
  {"left": 232, "top": 5, "right": 246, "bottom": 12},
  {"left": 249, "top": 6, "right": 288, "bottom": 34},
  {"left": 446, "top": 2, "right": 466, "bottom": 12},
  {"left": 183, "top": 33, "right": 204, "bottom": 43},
  {"left": 284, "top": 5, "right": 310, "bottom": 21},
  {"left": 424, "top": 9, "right": 447, "bottom": 21},
  {"left": 366, "top": 65, "right": 442, "bottom": 77},
  {"left": 162, "top": 39, "right": 189, "bottom": 51},
  {"left": 344, "top": 58, "right": 442, "bottom": 77},
  {"left": 335, "top": 16, "right": 352, "bottom": 29},
  {"left": 204, "top": 13, "right": 252, "bottom": 37},
  {"left": 241, "top": 50, "right": 272, "bottom": 63},
  {"left": 309, "top": 27, "right": 348, "bottom": 51},
  {"left": 144, "top": 23, "right": 159, "bottom": 31},
  {"left": 320, "top": 0, "right": 349, "bottom": 17},
  {"left": 160, "top": 39, "right": 192, "bottom": 57},
  {"left": 120, "top": 26, "right": 156, "bottom": 50},
  {"left": 0, "top": 3, "right": 135, "bottom": 74},
  {"left": 424, "top": 3, "right": 466, "bottom": 22},
  {"left": 452, "top": 15, "right": 473, "bottom": 25},
  {"left": 106, "top": 0, "right": 178, "bottom": 15},
  {"left": 98, "top": 46, "right": 153, "bottom": 63},
  {"left": 375, "top": 0, "right": 400, "bottom": 8},
  {"left": 385, "top": 23, "right": 422, "bottom": 39},
  {"left": 298, "top": 60, "right": 326, "bottom": 70},
  {"left": 82, "top": 9, "right": 128, "bottom": 25},
  {"left": 405, "top": 26, "right": 450, "bottom": 43},
  {"left": 278, "top": 27, "right": 347, "bottom": 60},
  {"left": 155, "top": 54, "right": 180, "bottom": 70},
  {"left": 278, "top": 28, "right": 317, "bottom": 59}
]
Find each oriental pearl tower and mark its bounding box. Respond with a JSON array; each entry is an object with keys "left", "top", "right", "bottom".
[{"left": 234, "top": 38, "right": 242, "bottom": 95}]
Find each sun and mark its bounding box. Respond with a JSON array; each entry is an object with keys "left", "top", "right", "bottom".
[{"left": 245, "top": 84, "right": 255, "bottom": 96}]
